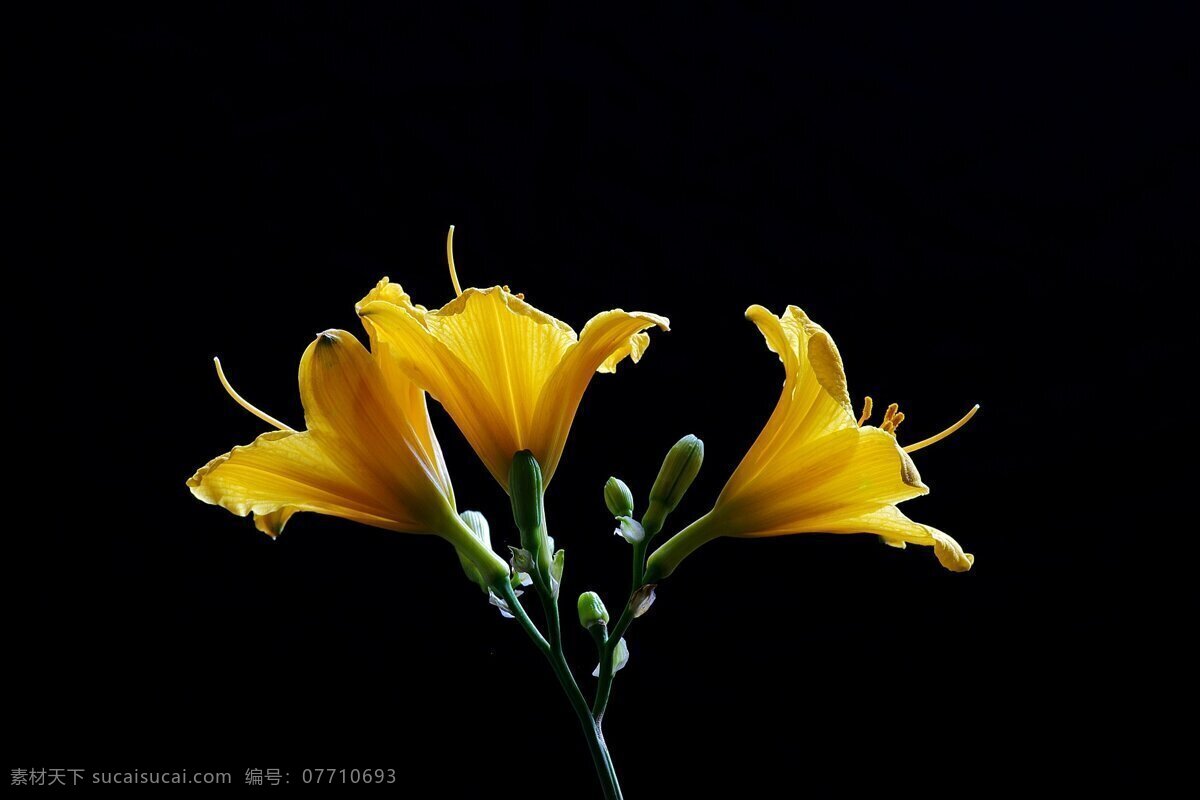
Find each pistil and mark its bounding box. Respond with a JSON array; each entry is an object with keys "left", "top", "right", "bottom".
[
  {"left": 903, "top": 404, "right": 979, "bottom": 453},
  {"left": 213, "top": 357, "right": 294, "bottom": 432},
  {"left": 447, "top": 225, "right": 463, "bottom": 297}
]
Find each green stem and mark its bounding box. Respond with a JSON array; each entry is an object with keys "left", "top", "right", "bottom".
[
  {"left": 498, "top": 581, "right": 623, "bottom": 799},
  {"left": 498, "top": 580, "right": 549, "bottom": 655},
  {"left": 592, "top": 601, "right": 636, "bottom": 721},
  {"left": 631, "top": 539, "right": 648, "bottom": 589},
  {"left": 592, "top": 539, "right": 649, "bottom": 721}
]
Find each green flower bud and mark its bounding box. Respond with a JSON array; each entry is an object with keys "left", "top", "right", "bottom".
[
  {"left": 577, "top": 591, "right": 610, "bottom": 629},
  {"left": 642, "top": 434, "right": 704, "bottom": 539},
  {"left": 509, "top": 451, "right": 545, "bottom": 533},
  {"left": 509, "top": 450, "right": 553, "bottom": 576},
  {"left": 456, "top": 510, "right": 492, "bottom": 591},
  {"left": 604, "top": 477, "right": 635, "bottom": 518}
]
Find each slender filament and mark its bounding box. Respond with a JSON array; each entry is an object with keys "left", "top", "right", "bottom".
[
  {"left": 213, "top": 357, "right": 295, "bottom": 432},
  {"left": 903, "top": 404, "right": 979, "bottom": 453},
  {"left": 447, "top": 224, "right": 463, "bottom": 297}
]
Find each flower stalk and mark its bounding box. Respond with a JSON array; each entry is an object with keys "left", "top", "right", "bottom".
[{"left": 504, "top": 454, "right": 624, "bottom": 800}]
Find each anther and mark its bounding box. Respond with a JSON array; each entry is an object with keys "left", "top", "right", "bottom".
[
  {"left": 857, "top": 396, "right": 873, "bottom": 426},
  {"left": 879, "top": 403, "right": 898, "bottom": 433}
]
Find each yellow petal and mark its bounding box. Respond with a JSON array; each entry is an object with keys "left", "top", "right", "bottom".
[
  {"left": 818, "top": 505, "right": 974, "bottom": 572},
  {"left": 648, "top": 503, "right": 973, "bottom": 579},
  {"left": 359, "top": 290, "right": 534, "bottom": 487},
  {"left": 718, "top": 424, "right": 927, "bottom": 536},
  {"left": 355, "top": 275, "right": 429, "bottom": 317},
  {"left": 299, "top": 330, "right": 457, "bottom": 528},
  {"left": 729, "top": 305, "right": 857, "bottom": 494},
  {"left": 361, "top": 286, "right": 668, "bottom": 488},
  {"left": 356, "top": 278, "right": 453, "bottom": 498},
  {"left": 187, "top": 430, "right": 410, "bottom": 530},
  {"left": 931, "top": 529, "right": 975, "bottom": 572},
  {"left": 427, "top": 288, "right": 576, "bottom": 446},
  {"left": 254, "top": 507, "right": 297, "bottom": 538},
  {"left": 574, "top": 309, "right": 669, "bottom": 374},
  {"left": 533, "top": 308, "right": 669, "bottom": 481}
]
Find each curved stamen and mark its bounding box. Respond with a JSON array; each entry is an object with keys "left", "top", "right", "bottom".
[
  {"left": 446, "top": 224, "right": 463, "bottom": 297},
  {"left": 857, "top": 395, "right": 873, "bottom": 426},
  {"left": 903, "top": 404, "right": 979, "bottom": 453},
  {"left": 213, "top": 357, "right": 295, "bottom": 432},
  {"left": 881, "top": 402, "right": 899, "bottom": 431}
]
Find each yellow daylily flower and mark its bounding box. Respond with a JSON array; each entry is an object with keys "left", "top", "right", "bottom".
[
  {"left": 186, "top": 327, "right": 510, "bottom": 585},
  {"left": 356, "top": 228, "right": 670, "bottom": 490},
  {"left": 645, "top": 304, "right": 977, "bottom": 581}
]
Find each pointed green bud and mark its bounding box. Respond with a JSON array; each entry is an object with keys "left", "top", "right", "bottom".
[
  {"left": 456, "top": 511, "right": 492, "bottom": 591},
  {"left": 642, "top": 434, "right": 704, "bottom": 539},
  {"left": 577, "top": 591, "right": 610, "bottom": 630},
  {"left": 509, "top": 451, "right": 545, "bottom": 533},
  {"left": 509, "top": 450, "right": 552, "bottom": 576},
  {"left": 604, "top": 477, "right": 635, "bottom": 518}
]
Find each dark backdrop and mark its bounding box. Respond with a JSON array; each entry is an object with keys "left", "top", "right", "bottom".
[{"left": 18, "top": 3, "right": 1187, "bottom": 795}]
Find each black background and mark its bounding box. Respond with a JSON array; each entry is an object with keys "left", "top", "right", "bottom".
[{"left": 17, "top": 3, "right": 1187, "bottom": 795}]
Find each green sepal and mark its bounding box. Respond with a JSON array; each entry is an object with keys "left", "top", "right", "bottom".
[
  {"left": 613, "top": 516, "right": 645, "bottom": 544},
  {"left": 592, "top": 638, "right": 630, "bottom": 677},
  {"left": 549, "top": 549, "right": 565, "bottom": 599}
]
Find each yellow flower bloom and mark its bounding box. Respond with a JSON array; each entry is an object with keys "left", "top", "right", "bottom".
[
  {"left": 645, "top": 304, "right": 977, "bottom": 581},
  {"left": 356, "top": 228, "right": 669, "bottom": 490},
  {"left": 187, "top": 326, "right": 510, "bottom": 585}
]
